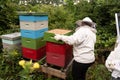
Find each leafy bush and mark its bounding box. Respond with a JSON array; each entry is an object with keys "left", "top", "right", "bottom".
[
  {"left": 96, "top": 26, "right": 116, "bottom": 50},
  {"left": 87, "top": 62, "right": 111, "bottom": 80},
  {"left": 0, "top": 49, "right": 22, "bottom": 79},
  {"left": 0, "top": 0, "right": 18, "bottom": 30}
]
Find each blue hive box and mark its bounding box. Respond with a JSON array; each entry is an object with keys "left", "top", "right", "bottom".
[
  {"left": 21, "top": 28, "right": 48, "bottom": 39},
  {"left": 19, "top": 12, "right": 48, "bottom": 22}
]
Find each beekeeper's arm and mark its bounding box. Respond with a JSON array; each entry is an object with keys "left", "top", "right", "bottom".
[
  {"left": 54, "top": 28, "right": 85, "bottom": 45},
  {"left": 105, "top": 51, "right": 115, "bottom": 72},
  {"left": 106, "top": 59, "right": 120, "bottom": 72},
  {"left": 112, "top": 60, "right": 120, "bottom": 72},
  {"left": 105, "top": 42, "right": 120, "bottom": 72}
]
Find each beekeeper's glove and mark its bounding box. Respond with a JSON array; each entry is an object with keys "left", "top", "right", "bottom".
[
  {"left": 112, "top": 60, "right": 120, "bottom": 72},
  {"left": 108, "top": 63, "right": 115, "bottom": 70},
  {"left": 54, "top": 34, "right": 62, "bottom": 41},
  {"left": 105, "top": 60, "right": 114, "bottom": 72}
]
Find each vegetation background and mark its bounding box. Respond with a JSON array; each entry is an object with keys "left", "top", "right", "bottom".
[{"left": 0, "top": 0, "right": 120, "bottom": 80}]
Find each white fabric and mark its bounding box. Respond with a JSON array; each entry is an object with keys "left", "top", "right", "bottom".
[
  {"left": 82, "top": 17, "right": 96, "bottom": 29},
  {"left": 82, "top": 17, "right": 93, "bottom": 23},
  {"left": 105, "top": 42, "right": 120, "bottom": 78},
  {"left": 54, "top": 26, "right": 96, "bottom": 63},
  {"left": 116, "top": 37, "right": 120, "bottom": 43}
]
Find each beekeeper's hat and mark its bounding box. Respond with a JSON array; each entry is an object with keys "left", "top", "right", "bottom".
[{"left": 82, "top": 17, "right": 96, "bottom": 28}]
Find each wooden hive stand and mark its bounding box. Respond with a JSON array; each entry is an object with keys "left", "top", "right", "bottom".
[{"left": 40, "top": 59, "right": 73, "bottom": 80}]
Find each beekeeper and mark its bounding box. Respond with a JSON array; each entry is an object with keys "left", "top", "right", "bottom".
[
  {"left": 105, "top": 37, "right": 120, "bottom": 80},
  {"left": 54, "top": 17, "right": 97, "bottom": 80}
]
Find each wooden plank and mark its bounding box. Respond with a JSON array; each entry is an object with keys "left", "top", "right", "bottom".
[
  {"left": 41, "top": 65, "right": 66, "bottom": 79},
  {"left": 40, "top": 59, "right": 73, "bottom": 80}
]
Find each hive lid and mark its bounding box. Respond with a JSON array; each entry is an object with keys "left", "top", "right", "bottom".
[
  {"left": 47, "top": 29, "right": 72, "bottom": 35},
  {"left": 18, "top": 11, "right": 48, "bottom": 16},
  {"left": 1, "top": 32, "right": 21, "bottom": 40}
]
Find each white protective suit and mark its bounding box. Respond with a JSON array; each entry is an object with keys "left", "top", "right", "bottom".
[
  {"left": 105, "top": 38, "right": 120, "bottom": 78},
  {"left": 54, "top": 25, "right": 97, "bottom": 63}
]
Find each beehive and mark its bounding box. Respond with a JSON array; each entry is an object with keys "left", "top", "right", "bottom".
[
  {"left": 19, "top": 12, "right": 48, "bottom": 22},
  {"left": 1, "top": 32, "right": 21, "bottom": 40},
  {"left": 2, "top": 43, "right": 21, "bottom": 51},
  {"left": 1, "top": 32, "right": 21, "bottom": 51},
  {"left": 22, "top": 46, "right": 46, "bottom": 61},
  {"left": 21, "top": 28, "right": 48, "bottom": 39},
  {"left": 20, "top": 21, "right": 48, "bottom": 30},
  {"left": 22, "top": 37, "right": 46, "bottom": 49},
  {"left": 46, "top": 42, "right": 73, "bottom": 68},
  {"left": 19, "top": 12, "right": 48, "bottom": 60},
  {"left": 44, "top": 29, "right": 72, "bottom": 44}
]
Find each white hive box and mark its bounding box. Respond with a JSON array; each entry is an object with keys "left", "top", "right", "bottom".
[
  {"left": 1, "top": 32, "right": 21, "bottom": 51},
  {"left": 1, "top": 32, "right": 21, "bottom": 40},
  {"left": 20, "top": 21, "right": 48, "bottom": 30}
]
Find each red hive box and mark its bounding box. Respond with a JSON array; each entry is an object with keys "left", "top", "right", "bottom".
[
  {"left": 22, "top": 46, "right": 46, "bottom": 61},
  {"left": 46, "top": 42, "right": 73, "bottom": 68}
]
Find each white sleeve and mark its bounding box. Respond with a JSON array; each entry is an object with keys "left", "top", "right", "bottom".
[
  {"left": 113, "top": 60, "right": 120, "bottom": 72},
  {"left": 105, "top": 59, "right": 113, "bottom": 72},
  {"left": 105, "top": 42, "right": 120, "bottom": 72},
  {"left": 60, "top": 29, "right": 85, "bottom": 45},
  {"left": 105, "top": 51, "right": 115, "bottom": 72}
]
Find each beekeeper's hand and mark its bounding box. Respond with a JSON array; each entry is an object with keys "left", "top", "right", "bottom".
[
  {"left": 105, "top": 61, "right": 113, "bottom": 72},
  {"left": 108, "top": 63, "right": 115, "bottom": 70},
  {"left": 54, "top": 34, "right": 62, "bottom": 41},
  {"left": 112, "top": 60, "right": 120, "bottom": 71}
]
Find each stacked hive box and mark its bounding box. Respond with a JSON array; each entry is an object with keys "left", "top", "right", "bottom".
[
  {"left": 1, "top": 32, "right": 21, "bottom": 52},
  {"left": 19, "top": 13, "right": 48, "bottom": 61},
  {"left": 44, "top": 29, "right": 73, "bottom": 68}
]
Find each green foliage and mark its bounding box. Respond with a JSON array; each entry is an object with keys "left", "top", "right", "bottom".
[
  {"left": 0, "top": 49, "right": 22, "bottom": 79},
  {"left": 64, "top": 0, "right": 75, "bottom": 12},
  {"left": 0, "top": 0, "right": 18, "bottom": 30},
  {"left": 95, "top": 26, "right": 116, "bottom": 50},
  {"left": 33, "top": 4, "right": 75, "bottom": 30},
  {"left": 95, "top": 0, "right": 120, "bottom": 5},
  {"left": 74, "top": 1, "right": 94, "bottom": 20},
  {"left": 87, "top": 62, "right": 111, "bottom": 80},
  {"left": 48, "top": 6, "right": 74, "bottom": 30}
]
